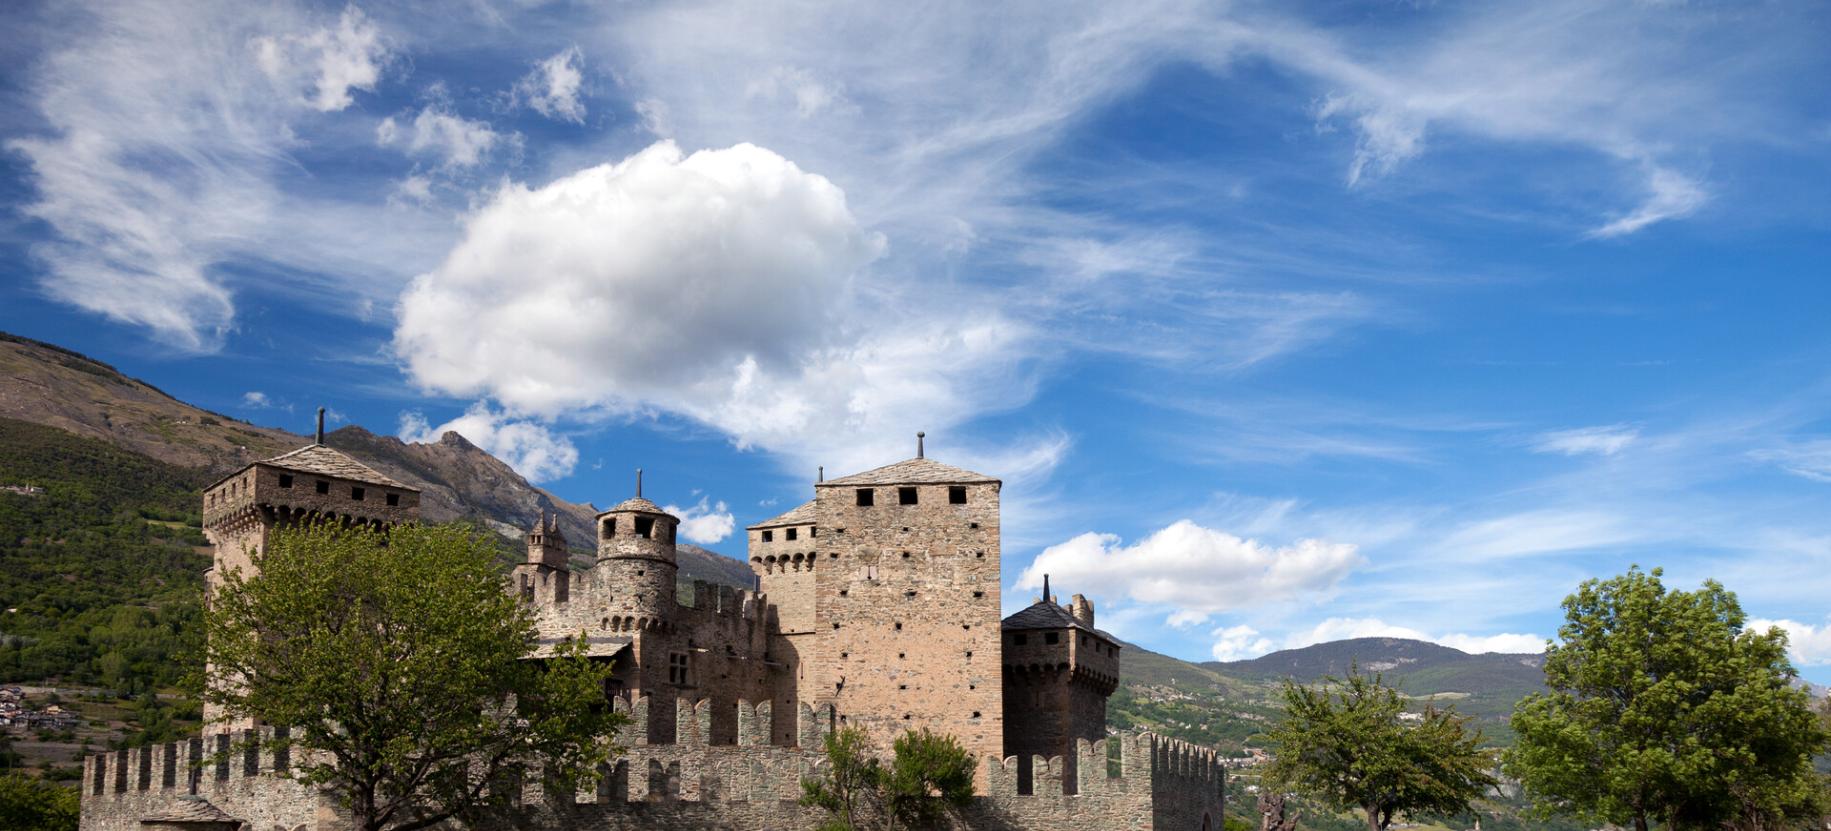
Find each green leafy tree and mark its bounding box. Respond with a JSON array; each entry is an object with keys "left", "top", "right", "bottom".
[
  {"left": 1506, "top": 567, "right": 1829, "bottom": 831},
  {"left": 0, "top": 772, "right": 79, "bottom": 831},
  {"left": 801, "top": 727, "right": 886, "bottom": 831},
  {"left": 203, "top": 521, "right": 624, "bottom": 831},
  {"left": 884, "top": 728, "right": 975, "bottom": 829},
  {"left": 1264, "top": 666, "right": 1497, "bottom": 831}
]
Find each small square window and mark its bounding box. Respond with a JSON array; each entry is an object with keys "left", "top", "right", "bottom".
[
  {"left": 635, "top": 516, "right": 654, "bottom": 539},
  {"left": 278, "top": 474, "right": 293, "bottom": 488},
  {"left": 1013, "top": 633, "right": 1027, "bottom": 646},
  {"left": 973, "top": 591, "right": 984, "bottom": 598},
  {"left": 668, "top": 652, "right": 690, "bottom": 686},
  {"left": 1045, "top": 632, "right": 1060, "bottom": 645},
  {"left": 786, "top": 528, "right": 798, "bottom": 541},
  {"left": 856, "top": 488, "right": 874, "bottom": 507},
  {"left": 314, "top": 480, "right": 329, "bottom": 494},
  {"left": 351, "top": 487, "right": 365, "bottom": 501},
  {"left": 948, "top": 486, "right": 967, "bottom": 504},
  {"left": 762, "top": 530, "right": 774, "bottom": 542},
  {"left": 898, "top": 486, "right": 918, "bottom": 505},
  {"left": 385, "top": 493, "right": 399, "bottom": 506}
]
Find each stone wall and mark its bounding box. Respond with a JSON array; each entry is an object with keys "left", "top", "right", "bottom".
[
  {"left": 810, "top": 480, "right": 1004, "bottom": 762},
  {"left": 80, "top": 698, "right": 1222, "bottom": 831}
]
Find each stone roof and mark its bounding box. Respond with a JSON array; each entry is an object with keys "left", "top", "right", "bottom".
[
  {"left": 818, "top": 458, "right": 999, "bottom": 487},
  {"left": 601, "top": 496, "right": 669, "bottom": 515},
  {"left": 749, "top": 500, "right": 815, "bottom": 530},
  {"left": 225, "top": 443, "right": 408, "bottom": 489},
  {"left": 140, "top": 796, "right": 240, "bottom": 825},
  {"left": 531, "top": 635, "right": 632, "bottom": 659},
  {"left": 1002, "top": 599, "right": 1118, "bottom": 643}
]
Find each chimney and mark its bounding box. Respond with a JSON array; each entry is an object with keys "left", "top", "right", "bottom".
[
  {"left": 315, "top": 407, "right": 326, "bottom": 444},
  {"left": 1070, "top": 594, "right": 1094, "bottom": 629}
]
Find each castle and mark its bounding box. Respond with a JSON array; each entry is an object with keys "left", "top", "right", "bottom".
[{"left": 81, "top": 426, "right": 1223, "bottom": 830}]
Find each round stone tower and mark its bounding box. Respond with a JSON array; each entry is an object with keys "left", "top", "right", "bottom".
[{"left": 593, "top": 487, "right": 680, "bottom": 626}]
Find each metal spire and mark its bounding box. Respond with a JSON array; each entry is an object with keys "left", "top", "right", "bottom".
[
  {"left": 315, "top": 407, "right": 326, "bottom": 445},
  {"left": 917, "top": 431, "right": 926, "bottom": 459}
]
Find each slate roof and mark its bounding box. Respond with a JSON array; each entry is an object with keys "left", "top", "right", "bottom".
[
  {"left": 236, "top": 443, "right": 410, "bottom": 490},
  {"left": 818, "top": 458, "right": 999, "bottom": 487},
  {"left": 601, "top": 496, "right": 668, "bottom": 515},
  {"left": 531, "top": 635, "right": 633, "bottom": 659},
  {"left": 749, "top": 500, "right": 815, "bottom": 530},
  {"left": 1001, "top": 599, "right": 1119, "bottom": 643},
  {"left": 140, "top": 796, "right": 240, "bottom": 825}
]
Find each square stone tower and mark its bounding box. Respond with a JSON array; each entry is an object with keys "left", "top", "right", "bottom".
[{"left": 804, "top": 450, "right": 1003, "bottom": 761}]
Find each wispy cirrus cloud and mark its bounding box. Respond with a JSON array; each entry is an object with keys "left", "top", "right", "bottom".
[{"left": 1534, "top": 424, "right": 1639, "bottom": 456}]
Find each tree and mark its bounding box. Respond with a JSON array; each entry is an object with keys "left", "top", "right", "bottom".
[
  {"left": 884, "top": 728, "right": 975, "bottom": 829},
  {"left": 0, "top": 772, "right": 79, "bottom": 831},
  {"left": 802, "top": 727, "right": 978, "bottom": 830},
  {"left": 1263, "top": 666, "right": 1496, "bottom": 831},
  {"left": 801, "top": 727, "right": 885, "bottom": 831},
  {"left": 203, "top": 521, "right": 624, "bottom": 831},
  {"left": 1506, "top": 567, "right": 1829, "bottom": 831}
]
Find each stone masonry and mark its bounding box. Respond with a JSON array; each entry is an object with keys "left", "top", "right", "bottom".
[{"left": 81, "top": 433, "right": 1224, "bottom": 830}]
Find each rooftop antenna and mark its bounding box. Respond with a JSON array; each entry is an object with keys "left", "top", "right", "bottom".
[
  {"left": 636, "top": 468, "right": 643, "bottom": 498},
  {"left": 315, "top": 407, "right": 325, "bottom": 445},
  {"left": 917, "top": 431, "right": 925, "bottom": 459}
]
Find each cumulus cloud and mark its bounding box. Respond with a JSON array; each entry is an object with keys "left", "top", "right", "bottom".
[
  {"left": 664, "top": 497, "right": 737, "bottom": 545},
  {"left": 242, "top": 391, "right": 274, "bottom": 408},
  {"left": 1284, "top": 617, "right": 1546, "bottom": 655},
  {"left": 1533, "top": 424, "right": 1639, "bottom": 456},
  {"left": 399, "top": 404, "right": 578, "bottom": 482},
  {"left": 252, "top": 6, "right": 388, "bottom": 112},
  {"left": 1747, "top": 618, "right": 1831, "bottom": 668},
  {"left": 1018, "top": 520, "right": 1362, "bottom": 627},
  {"left": 514, "top": 47, "right": 587, "bottom": 123},
  {"left": 394, "top": 140, "right": 1041, "bottom": 472},
  {"left": 1210, "top": 625, "right": 1276, "bottom": 662},
  {"left": 378, "top": 105, "right": 502, "bottom": 168}
]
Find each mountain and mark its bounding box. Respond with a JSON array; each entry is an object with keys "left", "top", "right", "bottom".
[
  {"left": 0, "top": 332, "right": 754, "bottom": 590},
  {"left": 1210, "top": 636, "right": 1545, "bottom": 697}
]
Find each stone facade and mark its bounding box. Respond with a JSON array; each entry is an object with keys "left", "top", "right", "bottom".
[{"left": 82, "top": 439, "right": 1224, "bottom": 830}]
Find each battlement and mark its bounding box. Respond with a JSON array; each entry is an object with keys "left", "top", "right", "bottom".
[{"left": 82, "top": 709, "right": 1220, "bottom": 831}]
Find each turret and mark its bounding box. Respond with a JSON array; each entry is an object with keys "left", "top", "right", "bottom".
[
  {"left": 525, "top": 511, "right": 569, "bottom": 570},
  {"left": 593, "top": 469, "right": 679, "bottom": 622}
]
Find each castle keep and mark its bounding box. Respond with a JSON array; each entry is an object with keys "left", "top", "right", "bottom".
[{"left": 82, "top": 433, "right": 1223, "bottom": 830}]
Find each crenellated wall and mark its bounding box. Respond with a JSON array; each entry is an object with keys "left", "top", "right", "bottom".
[{"left": 80, "top": 698, "right": 1221, "bottom": 831}]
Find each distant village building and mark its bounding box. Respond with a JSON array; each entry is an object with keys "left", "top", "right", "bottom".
[{"left": 81, "top": 429, "right": 1222, "bottom": 830}]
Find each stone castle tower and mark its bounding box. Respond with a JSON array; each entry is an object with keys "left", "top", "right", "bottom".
[{"left": 198, "top": 411, "right": 422, "bottom": 724}]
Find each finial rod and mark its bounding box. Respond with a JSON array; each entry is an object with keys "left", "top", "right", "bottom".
[
  {"left": 315, "top": 407, "right": 325, "bottom": 444},
  {"left": 1043, "top": 573, "right": 1051, "bottom": 603},
  {"left": 636, "top": 468, "right": 643, "bottom": 498},
  {"left": 917, "top": 431, "right": 925, "bottom": 459},
  {"left": 818, "top": 465, "right": 824, "bottom": 483}
]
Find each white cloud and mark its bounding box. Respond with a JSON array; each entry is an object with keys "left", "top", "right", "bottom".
[
  {"left": 7, "top": 0, "right": 448, "bottom": 350},
  {"left": 1747, "top": 618, "right": 1831, "bottom": 668},
  {"left": 1533, "top": 424, "right": 1639, "bottom": 456},
  {"left": 394, "top": 140, "right": 1049, "bottom": 475},
  {"left": 664, "top": 497, "right": 737, "bottom": 545},
  {"left": 252, "top": 6, "right": 388, "bottom": 112},
  {"left": 1589, "top": 166, "right": 1708, "bottom": 239},
  {"left": 1750, "top": 441, "right": 1831, "bottom": 484},
  {"left": 399, "top": 404, "right": 578, "bottom": 483},
  {"left": 1211, "top": 625, "right": 1275, "bottom": 662},
  {"left": 378, "top": 105, "right": 502, "bottom": 168},
  {"left": 1436, "top": 508, "right": 1640, "bottom": 561},
  {"left": 242, "top": 391, "right": 273, "bottom": 408},
  {"left": 514, "top": 46, "right": 587, "bottom": 123},
  {"left": 1281, "top": 617, "right": 1546, "bottom": 656},
  {"left": 745, "top": 66, "right": 845, "bottom": 118},
  {"left": 1018, "top": 520, "right": 1362, "bottom": 627}
]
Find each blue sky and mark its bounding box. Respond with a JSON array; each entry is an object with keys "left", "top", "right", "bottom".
[{"left": 6, "top": 0, "right": 1831, "bottom": 677}]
